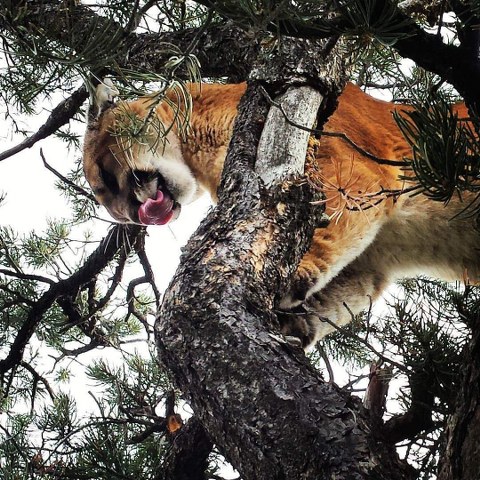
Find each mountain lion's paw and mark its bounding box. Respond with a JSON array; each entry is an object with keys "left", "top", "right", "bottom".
[
  {"left": 277, "top": 310, "right": 317, "bottom": 349},
  {"left": 280, "top": 267, "right": 319, "bottom": 308}
]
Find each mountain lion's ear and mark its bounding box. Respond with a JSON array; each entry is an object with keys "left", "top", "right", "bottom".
[{"left": 87, "top": 78, "right": 119, "bottom": 127}]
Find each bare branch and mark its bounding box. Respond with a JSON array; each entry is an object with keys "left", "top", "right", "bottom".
[
  {"left": 364, "top": 361, "right": 393, "bottom": 422},
  {"left": 134, "top": 232, "right": 161, "bottom": 307},
  {"left": 40, "top": 149, "right": 97, "bottom": 203},
  {"left": 0, "top": 268, "right": 55, "bottom": 285},
  {"left": 0, "top": 87, "right": 88, "bottom": 162}
]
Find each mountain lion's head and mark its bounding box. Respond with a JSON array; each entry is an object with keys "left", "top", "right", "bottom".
[{"left": 83, "top": 80, "right": 201, "bottom": 225}]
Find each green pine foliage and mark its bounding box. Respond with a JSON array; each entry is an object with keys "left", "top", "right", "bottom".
[
  {"left": 395, "top": 97, "right": 480, "bottom": 206},
  {"left": 317, "top": 278, "right": 474, "bottom": 478},
  {"left": 0, "top": 355, "right": 175, "bottom": 479}
]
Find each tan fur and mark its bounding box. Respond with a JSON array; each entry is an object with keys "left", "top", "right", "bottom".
[{"left": 83, "top": 82, "right": 480, "bottom": 346}]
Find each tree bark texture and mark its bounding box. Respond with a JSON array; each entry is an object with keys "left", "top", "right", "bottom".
[
  {"left": 155, "top": 71, "right": 415, "bottom": 480},
  {"left": 439, "top": 314, "right": 480, "bottom": 480},
  {"left": 156, "top": 417, "right": 213, "bottom": 480}
]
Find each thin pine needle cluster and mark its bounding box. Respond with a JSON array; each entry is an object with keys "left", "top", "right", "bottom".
[
  {"left": 395, "top": 96, "right": 480, "bottom": 211},
  {"left": 310, "top": 155, "right": 387, "bottom": 223}
]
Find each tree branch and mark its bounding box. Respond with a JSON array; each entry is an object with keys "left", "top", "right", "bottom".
[
  {"left": 0, "top": 224, "right": 142, "bottom": 376},
  {"left": 0, "top": 87, "right": 88, "bottom": 162},
  {"left": 364, "top": 361, "right": 392, "bottom": 423},
  {"left": 40, "top": 149, "right": 97, "bottom": 203},
  {"left": 193, "top": 0, "right": 480, "bottom": 112},
  {"left": 1, "top": 3, "right": 259, "bottom": 82},
  {"left": 0, "top": 268, "right": 55, "bottom": 285}
]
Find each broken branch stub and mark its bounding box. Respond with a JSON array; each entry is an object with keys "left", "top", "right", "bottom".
[{"left": 256, "top": 86, "right": 324, "bottom": 186}]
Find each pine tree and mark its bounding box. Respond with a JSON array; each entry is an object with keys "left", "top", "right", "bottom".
[{"left": 1, "top": 1, "right": 480, "bottom": 479}]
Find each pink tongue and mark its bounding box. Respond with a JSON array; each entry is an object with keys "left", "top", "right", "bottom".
[{"left": 138, "top": 190, "right": 174, "bottom": 225}]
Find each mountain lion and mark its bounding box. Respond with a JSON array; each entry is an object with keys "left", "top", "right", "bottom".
[{"left": 83, "top": 80, "right": 479, "bottom": 347}]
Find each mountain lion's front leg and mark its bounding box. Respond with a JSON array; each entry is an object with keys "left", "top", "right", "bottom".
[
  {"left": 278, "top": 205, "right": 396, "bottom": 347},
  {"left": 280, "top": 192, "right": 480, "bottom": 347},
  {"left": 281, "top": 204, "right": 389, "bottom": 308},
  {"left": 279, "top": 150, "right": 402, "bottom": 346},
  {"left": 279, "top": 243, "right": 392, "bottom": 347}
]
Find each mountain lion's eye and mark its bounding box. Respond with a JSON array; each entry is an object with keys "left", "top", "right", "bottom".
[
  {"left": 100, "top": 166, "right": 119, "bottom": 194},
  {"left": 132, "top": 170, "right": 157, "bottom": 185}
]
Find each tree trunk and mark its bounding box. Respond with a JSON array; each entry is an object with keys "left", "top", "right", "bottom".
[
  {"left": 155, "top": 39, "right": 416, "bottom": 477},
  {"left": 439, "top": 311, "right": 480, "bottom": 480}
]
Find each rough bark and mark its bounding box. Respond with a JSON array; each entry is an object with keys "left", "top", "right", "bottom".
[
  {"left": 155, "top": 36, "right": 416, "bottom": 477},
  {"left": 157, "top": 417, "right": 213, "bottom": 480},
  {"left": 438, "top": 316, "right": 480, "bottom": 480},
  {"left": 129, "top": 23, "right": 259, "bottom": 82}
]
